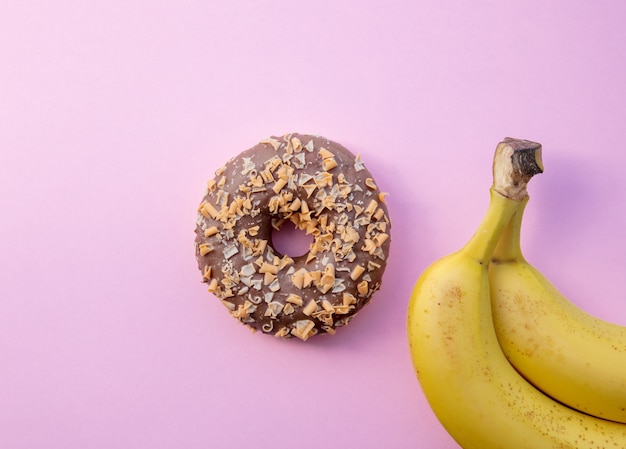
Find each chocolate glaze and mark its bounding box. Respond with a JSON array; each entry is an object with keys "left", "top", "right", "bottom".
[{"left": 194, "top": 133, "right": 391, "bottom": 341}]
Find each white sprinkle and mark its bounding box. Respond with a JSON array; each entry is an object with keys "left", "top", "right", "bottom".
[
  {"left": 240, "top": 276, "right": 252, "bottom": 287},
  {"left": 223, "top": 244, "right": 239, "bottom": 259},
  {"left": 241, "top": 157, "right": 256, "bottom": 175},
  {"left": 251, "top": 279, "right": 263, "bottom": 290},
  {"left": 354, "top": 154, "right": 365, "bottom": 172},
  {"left": 240, "top": 263, "right": 256, "bottom": 277},
  {"left": 269, "top": 278, "right": 281, "bottom": 292},
  {"left": 332, "top": 280, "right": 346, "bottom": 293}
]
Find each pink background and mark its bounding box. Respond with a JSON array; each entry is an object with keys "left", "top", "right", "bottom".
[{"left": 2, "top": 1, "right": 626, "bottom": 448}]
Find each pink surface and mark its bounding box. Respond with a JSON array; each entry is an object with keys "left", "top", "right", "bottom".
[{"left": 2, "top": 1, "right": 626, "bottom": 448}]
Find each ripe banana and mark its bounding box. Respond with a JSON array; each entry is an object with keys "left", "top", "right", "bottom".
[
  {"left": 490, "top": 196, "right": 626, "bottom": 423},
  {"left": 407, "top": 138, "right": 626, "bottom": 448}
]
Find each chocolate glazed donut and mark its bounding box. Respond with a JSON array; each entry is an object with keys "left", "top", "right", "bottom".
[{"left": 194, "top": 133, "right": 391, "bottom": 341}]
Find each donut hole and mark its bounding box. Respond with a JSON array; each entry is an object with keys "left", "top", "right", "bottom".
[{"left": 271, "top": 220, "right": 314, "bottom": 258}]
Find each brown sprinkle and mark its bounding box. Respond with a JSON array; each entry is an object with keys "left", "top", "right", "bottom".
[
  {"left": 291, "top": 268, "right": 307, "bottom": 289},
  {"left": 374, "top": 233, "right": 389, "bottom": 247},
  {"left": 364, "top": 199, "right": 378, "bottom": 216},
  {"left": 357, "top": 280, "right": 369, "bottom": 296},
  {"left": 272, "top": 178, "right": 288, "bottom": 194},
  {"left": 343, "top": 292, "right": 357, "bottom": 306},
  {"left": 291, "top": 137, "right": 302, "bottom": 152},
  {"left": 259, "top": 262, "right": 279, "bottom": 275},
  {"left": 263, "top": 272, "right": 277, "bottom": 286},
  {"left": 286, "top": 293, "right": 303, "bottom": 306},
  {"left": 323, "top": 158, "right": 338, "bottom": 171},
  {"left": 302, "top": 299, "right": 318, "bottom": 316},
  {"left": 283, "top": 303, "right": 295, "bottom": 315},
  {"left": 350, "top": 265, "right": 366, "bottom": 281},
  {"left": 373, "top": 208, "right": 385, "bottom": 221},
  {"left": 291, "top": 320, "right": 316, "bottom": 341},
  {"left": 198, "top": 243, "right": 213, "bottom": 256},
  {"left": 200, "top": 202, "right": 219, "bottom": 219},
  {"left": 318, "top": 147, "right": 334, "bottom": 160},
  {"left": 207, "top": 278, "right": 219, "bottom": 293}
]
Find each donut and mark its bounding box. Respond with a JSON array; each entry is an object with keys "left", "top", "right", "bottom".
[{"left": 194, "top": 133, "right": 391, "bottom": 341}]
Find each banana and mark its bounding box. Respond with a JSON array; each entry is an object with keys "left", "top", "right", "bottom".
[
  {"left": 407, "top": 138, "right": 626, "bottom": 448},
  {"left": 489, "top": 195, "right": 626, "bottom": 423}
]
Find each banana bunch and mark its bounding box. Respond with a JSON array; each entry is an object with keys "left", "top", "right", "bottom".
[{"left": 407, "top": 138, "right": 626, "bottom": 449}]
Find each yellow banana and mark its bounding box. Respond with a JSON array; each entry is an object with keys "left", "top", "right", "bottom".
[
  {"left": 490, "top": 196, "right": 626, "bottom": 423},
  {"left": 407, "top": 138, "right": 626, "bottom": 448}
]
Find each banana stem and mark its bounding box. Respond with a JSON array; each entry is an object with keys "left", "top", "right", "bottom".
[
  {"left": 463, "top": 138, "right": 543, "bottom": 264},
  {"left": 461, "top": 189, "right": 520, "bottom": 264},
  {"left": 492, "top": 197, "right": 529, "bottom": 263}
]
